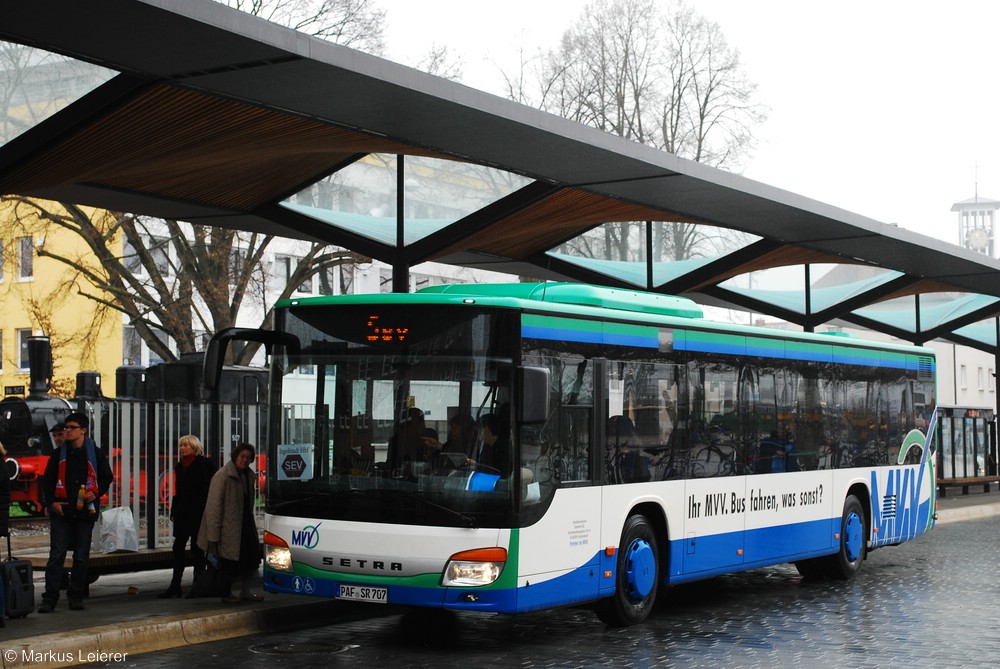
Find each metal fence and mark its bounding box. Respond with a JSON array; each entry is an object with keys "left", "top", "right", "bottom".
[{"left": 89, "top": 400, "right": 270, "bottom": 549}]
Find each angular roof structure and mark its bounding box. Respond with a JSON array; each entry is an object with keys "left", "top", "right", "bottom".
[{"left": 3, "top": 0, "right": 1000, "bottom": 352}]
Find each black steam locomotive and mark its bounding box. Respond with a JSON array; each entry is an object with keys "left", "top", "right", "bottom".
[
  {"left": 0, "top": 337, "right": 80, "bottom": 514},
  {"left": 1, "top": 336, "right": 267, "bottom": 515}
]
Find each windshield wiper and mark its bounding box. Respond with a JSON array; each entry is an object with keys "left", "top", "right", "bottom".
[
  {"left": 266, "top": 491, "right": 338, "bottom": 512},
  {"left": 394, "top": 490, "right": 478, "bottom": 528},
  {"left": 267, "top": 487, "right": 477, "bottom": 528}
]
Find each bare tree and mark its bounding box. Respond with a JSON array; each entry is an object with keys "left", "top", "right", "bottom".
[
  {"left": 497, "top": 44, "right": 566, "bottom": 109},
  {"left": 0, "top": 198, "right": 367, "bottom": 365},
  {"left": 0, "top": 2, "right": 388, "bottom": 367},
  {"left": 658, "top": 2, "right": 763, "bottom": 167},
  {"left": 220, "top": 0, "right": 387, "bottom": 54},
  {"left": 549, "top": 0, "right": 659, "bottom": 143},
  {"left": 0, "top": 43, "right": 114, "bottom": 145},
  {"left": 515, "top": 0, "right": 766, "bottom": 264},
  {"left": 413, "top": 44, "right": 464, "bottom": 82}
]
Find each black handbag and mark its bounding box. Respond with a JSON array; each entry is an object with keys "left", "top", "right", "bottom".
[{"left": 187, "top": 558, "right": 223, "bottom": 598}]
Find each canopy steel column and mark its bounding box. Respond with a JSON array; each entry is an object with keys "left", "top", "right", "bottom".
[
  {"left": 803, "top": 264, "right": 813, "bottom": 333},
  {"left": 646, "top": 221, "right": 653, "bottom": 291},
  {"left": 393, "top": 154, "right": 409, "bottom": 293}
]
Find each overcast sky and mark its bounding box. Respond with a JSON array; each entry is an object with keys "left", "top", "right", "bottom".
[{"left": 385, "top": 1, "right": 1000, "bottom": 246}]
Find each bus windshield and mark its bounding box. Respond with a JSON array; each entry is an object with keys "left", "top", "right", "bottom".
[{"left": 266, "top": 304, "right": 525, "bottom": 528}]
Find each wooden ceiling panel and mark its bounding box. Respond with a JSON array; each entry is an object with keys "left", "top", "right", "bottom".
[
  {"left": 438, "top": 187, "right": 699, "bottom": 260},
  {"left": 1, "top": 84, "right": 443, "bottom": 211},
  {"left": 875, "top": 278, "right": 972, "bottom": 303},
  {"left": 697, "top": 245, "right": 862, "bottom": 289}
]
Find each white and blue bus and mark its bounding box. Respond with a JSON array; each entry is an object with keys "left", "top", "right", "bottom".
[{"left": 210, "top": 282, "right": 937, "bottom": 626}]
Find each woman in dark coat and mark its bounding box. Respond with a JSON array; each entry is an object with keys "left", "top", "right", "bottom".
[
  {"left": 197, "top": 442, "right": 263, "bottom": 604},
  {"left": 158, "top": 435, "right": 216, "bottom": 598}
]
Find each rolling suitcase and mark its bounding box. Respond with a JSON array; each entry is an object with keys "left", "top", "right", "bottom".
[{"left": 3, "top": 534, "right": 34, "bottom": 618}]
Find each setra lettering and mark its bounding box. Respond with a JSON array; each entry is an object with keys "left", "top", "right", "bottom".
[{"left": 324, "top": 556, "right": 403, "bottom": 571}]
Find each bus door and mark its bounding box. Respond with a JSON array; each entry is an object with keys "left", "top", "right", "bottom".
[
  {"left": 517, "top": 352, "right": 602, "bottom": 607},
  {"left": 681, "top": 357, "right": 747, "bottom": 575}
]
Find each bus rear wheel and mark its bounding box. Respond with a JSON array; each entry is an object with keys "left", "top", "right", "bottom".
[
  {"left": 827, "top": 494, "right": 867, "bottom": 579},
  {"left": 596, "top": 514, "right": 659, "bottom": 627},
  {"left": 794, "top": 494, "right": 868, "bottom": 580}
]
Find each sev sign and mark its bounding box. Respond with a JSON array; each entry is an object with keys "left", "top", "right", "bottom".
[{"left": 276, "top": 443, "right": 314, "bottom": 481}]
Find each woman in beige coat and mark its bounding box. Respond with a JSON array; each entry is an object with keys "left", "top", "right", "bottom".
[{"left": 197, "top": 442, "right": 263, "bottom": 604}]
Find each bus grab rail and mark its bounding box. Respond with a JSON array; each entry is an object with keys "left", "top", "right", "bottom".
[{"left": 202, "top": 327, "right": 299, "bottom": 398}]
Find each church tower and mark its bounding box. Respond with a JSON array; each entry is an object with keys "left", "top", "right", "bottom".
[{"left": 952, "top": 196, "right": 1000, "bottom": 256}]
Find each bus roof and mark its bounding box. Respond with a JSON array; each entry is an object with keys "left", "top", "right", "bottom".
[
  {"left": 277, "top": 283, "right": 934, "bottom": 356},
  {"left": 421, "top": 282, "right": 704, "bottom": 319},
  {"left": 280, "top": 282, "right": 701, "bottom": 317}
]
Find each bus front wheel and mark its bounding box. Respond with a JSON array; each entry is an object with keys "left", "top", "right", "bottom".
[
  {"left": 828, "top": 494, "right": 867, "bottom": 579},
  {"left": 596, "top": 514, "right": 659, "bottom": 627}
]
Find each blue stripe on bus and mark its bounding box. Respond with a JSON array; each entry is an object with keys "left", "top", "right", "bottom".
[
  {"left": 677, "top": 339, "right": 916, "bottom": 369},
  {"left": 522, "top": 325, "right": 658, "bottom": 349},
  {"left": 263, "top": 564, "right": 604, "bottom": 614},
  {"left": 522, "top": 325, "right": 602, "bottom": 344},
  {"left": 673, "top": 339, "right": 743, "bottom": 356},
  {"left": 515, "top": 517, "right": 844, "bottom": 610},
  {"left": 523, "top": 321, "right": 933, "bottom": 370},
  {"left": 267, "top": 507, "right": 932, "bottom": 614},
  {"left": 264, "top": 569, "right": 520, "bottom": 611}
]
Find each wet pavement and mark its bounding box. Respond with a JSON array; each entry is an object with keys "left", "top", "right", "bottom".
[{"left": 2, "top": 487, "right": 998, "bottom": 669}]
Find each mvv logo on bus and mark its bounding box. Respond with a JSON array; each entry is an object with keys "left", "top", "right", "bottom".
[
  {"left": 870, "top": 463, "right": 930, "bottom": 546},
  {"left": 291, "top": 523, "right": 322, "bottom": 549}
]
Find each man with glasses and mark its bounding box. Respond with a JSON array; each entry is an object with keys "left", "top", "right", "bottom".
[
  {"left": 37, "top": 422, "right": 67, "bottom": 513},
  {"left": 38, "top": 412, "right": 113, "bottom": 613}
]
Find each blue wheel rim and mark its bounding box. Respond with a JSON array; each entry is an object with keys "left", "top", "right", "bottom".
[
  {"left": 844, "top": 511, "right": 863, "bottom": 561},
  {"left": 624, "top": 538, "right": 655, "bottom": 600}
]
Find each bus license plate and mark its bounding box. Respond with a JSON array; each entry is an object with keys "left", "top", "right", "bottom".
[{"left": 337, "top": 584, "right": 388, "bottom": 603}]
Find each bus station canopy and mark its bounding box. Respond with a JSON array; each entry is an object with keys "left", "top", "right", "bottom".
[{"left": 3, "top": 0, "right": 1000, "bottom": 353}]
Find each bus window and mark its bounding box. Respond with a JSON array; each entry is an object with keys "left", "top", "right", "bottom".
[
  {"left": 605, "top": 360, "right": 686, "bottom": 483},
  {"left": 687, "top": 358, "right": 742, "bottom": 477},
  {"left": 521, "top": 354, "right": 593, "bottom": 488}
]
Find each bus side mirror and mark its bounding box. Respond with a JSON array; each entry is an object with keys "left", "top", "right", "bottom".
[
  {"left": 203, "top": 327, "right": 299, "bottom": 397},
  {"left": 519, "top": 366, "right": 550, "bottom": 424}
]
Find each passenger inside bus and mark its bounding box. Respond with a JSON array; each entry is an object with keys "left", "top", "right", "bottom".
[
  {"left": 445, "top": 413, "right": 476, "bottom": 454},
  {"left": 424, "top": 413, "right": 477, "bottom": 466},
  {"left": 770, "top": 432, "right": 799, "bottom": 473},
  {"left": 606, "top": 415, "right": 650, "bottom": 484},
  {"left": 387, "top": 407, "right": 439, "bottom": 477},
  {"left": 469, "top": 413, "right": 510, "bottom": 474},
  {"left": 755, "top": 431, "right": 783, "bottom": 473}
]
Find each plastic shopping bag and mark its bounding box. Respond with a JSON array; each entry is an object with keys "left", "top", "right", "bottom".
[{"left": 100, "top": 506, "right": 139, "bottom": 553}]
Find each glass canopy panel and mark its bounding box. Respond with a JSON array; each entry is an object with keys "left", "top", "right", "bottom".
[
  {"left": 852, "top": 296, "right": 919, "bottom": 332},
  {"left": 720, "top": 264, "right": 906, "bottom": 315},
  {"left": 547, "top": 221, "right": 761, "bottom": 288},
  {"left": 546, "top": 252, "right": 717, "bottom": 288},
  {"left": 720, "top": 266, "right": 807, "bottom": 313},
  {"left": 953, "top": 320, "right": 999, "bottom": 349},
  {"left": 806, "top": 264, "right": 903, "bottom": 312},
  {"left": 854, "top": 293, "right": 1000, "bottom": 335},
  {"left": 280, "top": 154, "right": 531, "bottom": 246},
  {"left": 1, "top": 41, "right": 117, "bottom": 147},
  {"left": 908, "top": 293, "right": 1000, "bottom": 331}
]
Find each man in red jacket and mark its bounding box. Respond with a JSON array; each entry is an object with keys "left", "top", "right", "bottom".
[{"left": 38, "top": 412, "right": 113, "bottom": 613}]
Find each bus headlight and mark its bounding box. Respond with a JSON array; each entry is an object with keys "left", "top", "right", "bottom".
[
  {"left": 264, "top": 531, "right": 293, "bottom": 572},
  {"left": 441, "top": 547, "right": 507, "bottom": 587}
]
